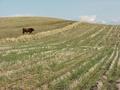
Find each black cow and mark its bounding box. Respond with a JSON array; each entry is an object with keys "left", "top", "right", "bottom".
[{"left": 22, "top": 28, "right": 34, "bottom": 34}]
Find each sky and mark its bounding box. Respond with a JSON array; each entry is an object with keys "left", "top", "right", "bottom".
[{"left": 0, "top": 0, "right": 120, "bottom": 23}]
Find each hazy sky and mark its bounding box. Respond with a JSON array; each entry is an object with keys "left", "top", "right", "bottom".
[{"left": 0, "top": 0, "right": 120, "bottom": 23}]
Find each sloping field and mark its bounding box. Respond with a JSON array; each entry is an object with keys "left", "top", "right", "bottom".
[
  {"left": 0, "top": 17, "right": 120, "bottom": 90},
  {"left": 0, "top": 17, "right": 75, "bottom": 39}
]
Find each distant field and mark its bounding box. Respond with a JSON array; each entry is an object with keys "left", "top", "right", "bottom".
[
  {"left": 0, "top": 17, "right": 75, "bottom": 39},
  {"left": 0, "top": 17, "right": 120, "bottom": 90}
]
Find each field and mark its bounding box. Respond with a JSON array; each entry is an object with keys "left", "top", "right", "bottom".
[{"left": 0, "top": 17, "right": 120, "bottom": 90}]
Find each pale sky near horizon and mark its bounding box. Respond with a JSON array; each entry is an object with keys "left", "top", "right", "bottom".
[{"left": 0, "top": 0, "right": 120, "bottom": 23}]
